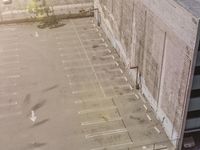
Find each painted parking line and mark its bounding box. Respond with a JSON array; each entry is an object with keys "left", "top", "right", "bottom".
[
  {"left": 64, "top": 68, "right": 125, "bottom": 77},
  {"left": 0, "top": 83, "right": 17, "bottom": 89},
  {"left": 62, "top": 59, "right": 88, "bottom": 64},
  {"left": 0, "top": 67, "right": 21, "bottom": 73},
  {"left": 75, "top": 23, "right": 95, "bottom": 27},
  {"left": 107, "top": 93, "right": 137, "bottom": 99},
  {"left": 85, "top": 128, "right": 128, "bottom": 139},
  {"left": 68, "top": 78, "right": 129, "bottom": 88},
  {"left": 114, "top": 61, "right": 119, "bottom": 66},
  {"left": 90, "top": 142, "right": 134, "bottom": 150},
  {"left": 78, "top": 106, "right": 117, "bottom": 114},
  {"left": 0, "top": 90, "right": 18, "bottom": 96},
  {"left": 0, "top": 75, "right": 21, "bottom": 79},
  {"left": 67, "top": 69, "right": 123, "bottom": 78},
  {"left": 135, "top": 94, "right": 139, "bottom": 99},
  {"left": 82, "top": 38, "right": 105, "bottom": 42},
  {"left": 0, "top": 48, "right": 20, "bottom": 53},
  {"left": 0, "top": 42, "right": 18, "bottom": 46},
  {"left": 60, "top": 53, "right": 82, "bottom": 57},
  {"left": 69, "top": 80, "right": 97, "bottom": 86},
  {"left": 72, "top": 89, "right": 98, "bottom": 95},
  {"left": 55, "top": 36, "right": 77, "bottom": 40},
  {"left": 51, "top": 30, "right": 75, "bottom": 35},
  {"left": 129, "top": 84, "right": 134, "bottom": 90},
  {"left": 106, "top": 49, "right": 112, "bottom": 53},
  {"left": 64, "top": 62, "right": 119, "bottom": 70},
  {"left": 80, "top": 30, "right": 102, "bottom": 38},
  {"left": 154, "top": 126, "right": 161, "bottom": 134},
  {"left": 81, "top": 117, "right": 122, "bottom": 126},
  {"left": 97, "top": 68, "right": 123, "bottom": 74},
  {"left": 86, "top": 48, "right": 112, "bottom": 53},
  {"left": 67, "top": 72, "right": 94, "bottom": 77},
  {"left": 79, "top": 28, "right": 99, "bottom": 33},
  {"left": 74, "top": 24, "right": 96, "bottom": 28},
  {"left": 0, "top": 92, "right": 18, "bottom": 97},
  {"left": 146, "top": 114, "right": 152, "bottom": 121},
  {"left": 0, "top": 28, "right": 16, "bottom": 31},
  {"left": 60, "top": 52, "right": 85, "bottom": 57},
  {"left": 0, "top": 55, "right": 20, "bottom": 58},
  {"left": 74, "top": 97, "right": 112, "bottom": 104},
  {"left": 84, "top": 43, "right": 108, "bottom": 48},
  {"left": 143, "top": 104, "right": 148, "bottom": 111},
  {"left": 0, "top": 102, "right": 18, "bottom": 108},
  {"left": 56, "top": 41, "right": 80, "bottom": 45},
  {"left": 94, "top": 69, "right": 124, "bottom": 76},
  {"left": 108, "top": 84, "right": 133, "bottom": 91},
  {"left": 0, "top": 61, "right": 20, "bottom": 66},
  {"left": 69, "top": 76, "right": 129, "bottom": 88},
  {"left": 59, "top": 49, "right": 112, "bottom": 56},
  {"left": 123, "top": 77, "right": 128, "bottom": 82},
  {"left": 99, "top": 55, "right": 115, "bottom": 60},
  {"left": 58, "top": 46, "right": 82, "bottom": 51},
  {"left": 0, "top": 111, "right": 22, "bottom": 119}
]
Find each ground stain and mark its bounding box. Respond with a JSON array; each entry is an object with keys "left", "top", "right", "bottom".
[
  {"left": 32, "top": 119, "right": 49, "bottom": 128},
  {"left": 129, "top": 115, "right": 145, "bottom": 123},
  {"left": 133, "top": 107, "right": 142, "bottom": 112},
  {"left": 127, "top": 97, "right": 137, "bottom": 102},
  {"left": 42, "top": 84, "right": 59, "bottom": 93},
  {"left": 28, "top": 142, "right": 47, "bottom": 149},
  {"left": 31, "top": 99, "right": 46, "bottom": 111},
  {"left": 23, "top": 94, "right": 31, "bottom": 105},
  {"left": 92, "top": 45, "right": 99, "bottom": 48}
]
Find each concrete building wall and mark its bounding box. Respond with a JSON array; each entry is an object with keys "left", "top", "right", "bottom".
[
  {"left": 0, "top": 0, "right": 93, "bottom": 22},
  {"left": 0, "top": 0, "right": 92, "bottom": 11},
  {"left": 94, "top": 0, "right": 200, "bottom": 145}
]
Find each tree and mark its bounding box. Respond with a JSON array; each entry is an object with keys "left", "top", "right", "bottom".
[{"left": 27, "top": 0, "right": 63, "bottom": 29}]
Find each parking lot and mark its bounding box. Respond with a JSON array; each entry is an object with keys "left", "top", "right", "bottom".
[{"left": 0, "top": 18, "right": 174, "bottom": 150}]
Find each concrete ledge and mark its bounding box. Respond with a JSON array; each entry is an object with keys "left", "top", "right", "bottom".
[{"left": 0, "top": 3, "right": 94, "bottom": 24}]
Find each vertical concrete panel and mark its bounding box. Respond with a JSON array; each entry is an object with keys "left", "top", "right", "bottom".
[
  {"left": 112, "top": 0, "right": 122, "bottom": 27},
  {"left": 134, "top": 2, "right": 146, "bottom": 72},
  {"left": 143, "top": 12, "right": 165, "bottom": 101},
  {"left": 174, "top": 55, "right": 191, "bottom": 133},
  {"left": 120, "top": 0, "right": 134, "bottom": 61},
  {"left": 159, "top": 33, "right": 189, "bottom": 137},
  {"left": 105, "top": 0, "right": 112, "bottom": 13},
  {"left": 99, "top": 0, "right": 112, "bottom": 22},
  {"left": 142, "top": 0, "right": 198, "bottom": 49},
  {"left": 112, "top": 0, "right": 123, "bottom": 40}
]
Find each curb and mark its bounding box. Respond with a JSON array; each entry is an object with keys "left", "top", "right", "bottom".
[{"left": 0, "top": 3, "right": 94, "bottom": 24}]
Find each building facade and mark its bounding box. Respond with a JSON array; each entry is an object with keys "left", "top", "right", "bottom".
[
  {"left": 94, "top": 0, "right": 200, "bottom": 149},
  {"left": 187, "top": 41, "right": 200, "bottom": 131}
]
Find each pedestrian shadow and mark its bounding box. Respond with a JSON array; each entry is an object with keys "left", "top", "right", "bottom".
[
  {"left": 31, "top": 118, "right": 50, "bottom": 128},
  {"left": 27, "top": 142, "right": 47, "bottom": 149},
  {"left": 31, "top": 99, "right": 46, "bottom": 111}
]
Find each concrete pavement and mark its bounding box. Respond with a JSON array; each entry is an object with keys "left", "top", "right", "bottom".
[{"left": 0, "top": 18, "right": 174, "bottom": 150}]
